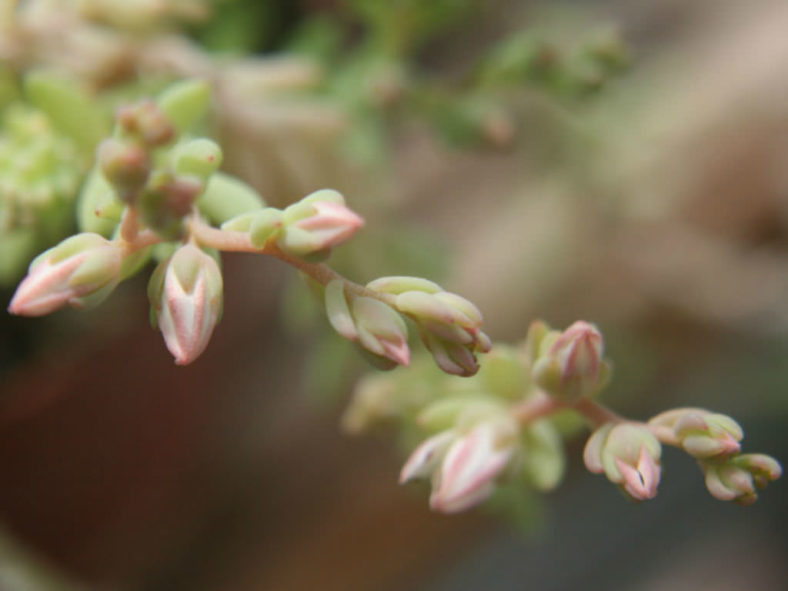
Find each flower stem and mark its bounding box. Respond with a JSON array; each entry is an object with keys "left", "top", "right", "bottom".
[
  {"left": 188, "top": 215, "right": 397, "bottom": 306},
  {"left": 513, "top": 392, "right": 626, "bottom": 429}
]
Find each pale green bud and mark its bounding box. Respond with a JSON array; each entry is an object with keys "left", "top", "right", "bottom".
[
  {"left": 366, "top": 276, "right": 443, "bottom": 295},
  {"left": 172, "top": 138, "right": 222, "bottom": 183},
  {"left": 8, "top": 233, "right": 124, "bottom": 316},
  {"left": 649, "top": 408, "right": 743, "bottom": 458},
  {"left": 584, "top": 422, "right": 661, "bottom": 501},
  {"left": 156, "top": 79, "right": 211, "bottom": 134},
  {"left": 199, "top": 172, "right": 265, "bottom": 225},
  {"left": 703, "top": 454, "right": 781, "bottom": 505}
]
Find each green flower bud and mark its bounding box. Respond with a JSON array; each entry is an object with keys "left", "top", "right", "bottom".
[
  {"left": 97, "top": 138, "right": 151, "bottom": 201},
  {"left": 172, "top": 138, "right": 222, "bottom": 183},
  {"left": 199, "top": 172, "right": 265, "bottom": 225},
  {"left": 649, "top": 408, "right": 743, "bottom": 459},
  {"left": 8, "top": 233, "right": 124, "bottom": 316},
  {"left": 156, "top": 79, "right": 211, "bottom": 134}
]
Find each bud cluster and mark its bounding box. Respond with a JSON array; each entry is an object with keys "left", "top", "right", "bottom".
[
  {"left": 344, "top": 342, "right": 567, "bottom": 514},
  {"left": 366, "top": 276, "right": 492, "bottom": 377},
  {"left": 648, "top": 408, "right": 781, "bottom": 504},
  {"left": 221, "top": 189, "right": 363, "bottom": 260}
]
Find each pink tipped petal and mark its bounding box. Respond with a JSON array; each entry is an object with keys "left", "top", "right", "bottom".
[
  {"left": 613, "top": 446, "right": 660, "bottom": 501},
  {"left": 430, "top": 424, "right": 512, "bottom": 512},
  {"left": 296, "top": 201, "right": 364, "bottom": 249},
  {"left": 381, "top": 338, "right": 411, "bottom": 366},
  {"left": 399, "top": 431, "right": 455, "bottom": 484},
  {"left": 8, "top": 235, "right": 122, "bottom": 316},
  {"left": 430, "top": 481, "right": 495, "bottom": 513}
]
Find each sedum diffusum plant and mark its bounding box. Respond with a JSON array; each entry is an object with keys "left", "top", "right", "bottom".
[{"left": 7, "top": 82, "right": 781, "bottom": 516}]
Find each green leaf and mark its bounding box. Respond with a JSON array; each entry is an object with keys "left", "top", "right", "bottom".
[{"left": 24, "top": 71, "right": 107, "bottom": 152}]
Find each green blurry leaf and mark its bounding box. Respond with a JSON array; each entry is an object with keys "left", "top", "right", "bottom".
[
  {"left": 24, "top": 71, "right": 107, "bottom": 152},
  {"left": 156, "top": 79, "right": 211, "bottom": 134},
  {"left": 197, "top": 171, "right": 265, "bottom": 225}
]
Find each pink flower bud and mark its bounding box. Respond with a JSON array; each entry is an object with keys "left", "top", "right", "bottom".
[
  {"left": 393, "top": 289, "right": 490, "bottom": 377},
  {"left": 279, "top": 198, "right": 364, "bottom": 258},
  {"left": 399, "top": 431, "right": 456, "bottom": 484},
  {"left": 8, "top": 233, "right": 124, "bottom": 316},
  {"left": 150, "top": 244, "right": 223, "bottom": 365},
  {"left": 532, "top": 321, "right": 604, "bottom": 400},
  {"left": 429, "top": 421, "right": 516, "bottom": 513},
  {"left": 703, "top": 453, "right": 782, "bottom": 505},
  {"left": 649, "top": 408, "right": 742, "bottom": 458},
  {"left": 584, "top": 422, "right": 662, "bottom": 501}
]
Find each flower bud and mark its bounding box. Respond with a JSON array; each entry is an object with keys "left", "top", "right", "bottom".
[
  {"left": 366, "top": 276, "right": 443, "bottom": 295},
  {"left": 8, "top": 233, "right": 124, "bottom": 316},
  {"left": 172, "top": 138, "right": 222, "bottom": 183},
  {"left": 649, "top": 408, "right": 742, "bottom": 458},
  {"left": 532, "top": 321, "right": 605, "bottom": 401},
  {"left": 430, "top": 419, "right": 518, "bottom": 513},
  {"left": 149, "top": 244, "right": 223, "bottom": 365},
  {"left": 97, "top": 138, "right": 150, "bottom": 201},
  {"left": 703, "top": 454, "right": 782, "bottom": 505},
  {"left": 279, "top": 197, "right": 364, "bottom": 259},
  {"left": 584, "top": 422, "right": 661, "bottom": 501},
  {"left": 352, "top": 296, "right": 410, "bottom": 367},
  {"left": 117, "top": 100, "right": 175, "bottom": 147},
  {"left": 324, "top": 279, "right": 410, "bottom": 368},
  {"left": 394, "top": 289, "right": 490, "bottom": 377},
  {"left": 401, "top": 417, "right": 519, "bottom": 514}
]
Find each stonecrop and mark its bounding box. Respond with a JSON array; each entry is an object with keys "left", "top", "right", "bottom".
[{"left": 7, "top": 81, "right": 781, "bottom": 516}]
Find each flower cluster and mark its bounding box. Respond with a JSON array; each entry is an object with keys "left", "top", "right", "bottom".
[
  {"left": 7, "top": 81, "right": 491, "bottom": 377},
  {"left": 345, "top": 319, "right": 781, "bottom": 514},
  {"left": 5, "top": 81, "right": 781, "bottom": 520}
]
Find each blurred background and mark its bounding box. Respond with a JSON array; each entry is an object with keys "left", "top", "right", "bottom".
[{"left": 1, "top": 0, "right": 788, "bottom": 589}]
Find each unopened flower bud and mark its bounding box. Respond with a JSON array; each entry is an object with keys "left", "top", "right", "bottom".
[
  {"left": 353, "top": 296, "right": 410, "bottom": 367},
  {"left": 649, "top": 408, "right": 742, "bottom": 459},
  {"left": 401, "top": 418, "right": 518, "bottom": 514},
  {"left": 149, "top": 244, "right": 223, "bottom": 365},
  {"left": 97, "top": 138, "right": 150, "bottom": 201},
  {"left": 532, "top": 321, "right": 605, "bottom": 401},
  {"left": 703, "top": 454, "right": 782, "bottom": 505},
  {"left": 430, "top": 419, "right": 518, "bottom": 513},
  {"left": 279, "top": 193, "right": 364, "bottom": 259},
  {"left": 8, "top": 233, "right": 124, "bottom": 316},
  {"left": 117, "top": 100, "right": 175, "bottom": 147},
  {"left": 584, "top": 422, "right": 661, "bottom": 501},
  {"left": 173, "top": 138, "right": 222, "bottom": 183},
  {"left": 394, "top": 289, "right": 490, "bottom": 377},
  {"left": 324, "top": 279, "right": 410, "bottom": 368}
]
